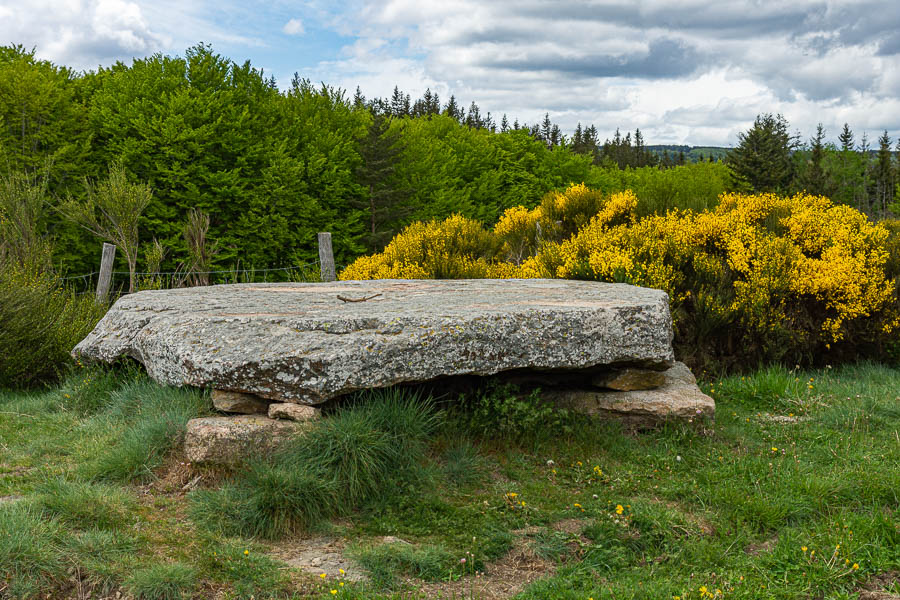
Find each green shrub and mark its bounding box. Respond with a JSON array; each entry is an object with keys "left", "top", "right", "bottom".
[
  {"left": 0, "top": 264, "right": 105, "bottom": 388},
  {"left": 454, "top": 381, "right": 578, "bottom": 441}
]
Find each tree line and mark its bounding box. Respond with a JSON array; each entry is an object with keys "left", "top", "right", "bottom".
[
  {"left": 1, "top": 43, "right": 897, "bottom": 283},
  {"left": 727, "top": 114, "right": 900, "bottom": 218}
]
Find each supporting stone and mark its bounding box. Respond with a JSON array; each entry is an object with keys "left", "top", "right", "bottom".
[
  {"left": 211, "top": 389, "right": 270, "bottom": 414},
  {"left": 184, "top": 415, "right": 305, "bottom": 464},
  {"left": 592, "top": 368, "right": 666, "bottom": 391},
  {"left": 268, "top": 403, "right": 320, "bottom": 422},
  {"left": 545, "top": 362, "right": 714, "bottom": 425}
]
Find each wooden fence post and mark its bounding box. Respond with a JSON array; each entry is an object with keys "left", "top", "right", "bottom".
[
  {"left": 318, "top": 232, "right": 336, "bottom": 282},
  {"left": 96, "top": 242, "right": 116, "bottom": 303}
]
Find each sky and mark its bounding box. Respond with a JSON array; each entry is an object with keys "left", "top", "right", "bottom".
[{"left": 3, "top": 0, "right": 900, "bottom": 146}]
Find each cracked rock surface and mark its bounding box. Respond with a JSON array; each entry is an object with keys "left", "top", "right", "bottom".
[{"left": 73, "top": 279, "right": 675, "bottom": 404}]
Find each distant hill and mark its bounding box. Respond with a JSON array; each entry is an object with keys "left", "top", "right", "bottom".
[{"left": 646, "top": 145, "right": 731, "bottom": 163}]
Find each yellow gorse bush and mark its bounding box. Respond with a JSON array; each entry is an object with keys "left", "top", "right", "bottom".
[
  {"left": 340, "top": 214, "right": 496, "bottom": 280},
  {"left": 341, "top": 184, "right": 899, "bottom": 361}
]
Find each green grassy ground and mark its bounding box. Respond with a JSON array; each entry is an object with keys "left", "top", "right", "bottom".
[{"left": 1, "top": 362, "right": 899, "bottom": 599}]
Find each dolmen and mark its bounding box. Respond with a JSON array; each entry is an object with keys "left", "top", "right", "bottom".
[{"left": 73, "top": 279, "right": 714, "bottom": 463}]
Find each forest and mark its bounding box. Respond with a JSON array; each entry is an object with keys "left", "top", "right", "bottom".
[{"left": 2, "top": 43, "right": 897, "bottom": 281}]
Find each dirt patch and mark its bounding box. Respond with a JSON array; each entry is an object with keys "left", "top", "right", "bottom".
[
  {"left": 0, "top": 465, "right": 31, "bottom": 477},
  {"left": 269, "top": 536, "right": 367, "bottom": 582},
  {"left": 857, "top": 571, "right": 900, "bottom": 600},
  {"left": 763, "top": 413, "right": 802, "bottom": 424},
  {"left": 410, "top": 535, "right": 555, "bottom": 600},
  {"left": 552, "top": 518, "right": 586, "bottom": 535},
  {"left": 744, "top": 536, "right": 778, "bottom": 556}
]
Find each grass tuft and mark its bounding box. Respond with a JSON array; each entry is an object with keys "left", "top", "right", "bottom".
[
  {"left": 35, "top": 478, "right": 136, "bottom": 530},
  {"left": 124, "top": 562, "right": 197, "bottom": 600}
]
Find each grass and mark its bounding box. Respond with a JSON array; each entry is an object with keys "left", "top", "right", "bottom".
[{"left": 1, "top": 361, "right": 899, "bottom": 599}]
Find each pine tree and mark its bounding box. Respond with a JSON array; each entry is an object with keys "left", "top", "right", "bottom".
[
  {"left": 798, "top": 123, "right": 828, "bottom": 196},
  {"left": 443, "top": 95, "right": 462, "bottom": 122},
  {"left": 353, "top": 86, "right": 365, "bottom": 109},
  {"left": 874, "top": 130, "right": 894, "bottom": 217},
  {"left": 549, "top": 124, "right": 562, "bottom": 148},
  {"left": 540, "top": 113, "right": 552, "bottom": 145},
  {"left": 355, "top": 112, "right": 412, "bottom": 250},
  {"left": 726, "top": 113, "right": 797, "bottom": 192},
  {"left": 839, "top": 123, "right": 854, "bottom": 152},
  {"left": 500, "top": 114, "right": 509, "bottom": 133},
  {"left": 465, "top": 101, "right": 482, "bottom": 128},
  {"left": 572, "top": 123, "right": 584, "bottom": 153}
]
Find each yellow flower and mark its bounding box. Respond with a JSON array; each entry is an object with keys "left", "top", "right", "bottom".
[
  {"left": 615, "top": 504, "right": 624, "bottom": 515},
  {"left": 320, "top": 573, "right": 327, "bottom": 579},
  {"left": 802, "top": 546, "right": 807, "bottom": 552},
  {"left": 339, "top": 569, "right": 345, "bottom": 575},
  {"left": 330, "top": 590, "right": 337, "bottom": 595},
  {"left": 244, "top": 549, "right": 249, "bottom": 555},
  {"left": 852, "top": 563, "right": 859, "bottom": 570},
  {"left": 339, "top": 582, "right": 344, "bottom": 587},
  {"left": 507, "top": 492, "right": 518, "bottom": 498}
]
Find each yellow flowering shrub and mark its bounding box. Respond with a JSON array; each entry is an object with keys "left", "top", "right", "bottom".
[
  {"left": 340, "top": 214, "right": 496, "bottom": 280},
  {"left": 340, "top": 186, "right": 898, "bottom": 365}
]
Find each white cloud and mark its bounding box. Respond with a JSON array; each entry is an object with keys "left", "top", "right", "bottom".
[
  {"left": 282, "top": 18, "right": 305, "bottom": 36},
  {"left": 311, "top": 0, "right": 900, "bottom": 145},
  {"left": 0, "top": 0, "right": 264, "bottom": 71}
]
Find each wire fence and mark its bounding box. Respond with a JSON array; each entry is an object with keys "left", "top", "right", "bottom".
[{"left": 63, "top": 261, "right": 348, "bottom": 296}]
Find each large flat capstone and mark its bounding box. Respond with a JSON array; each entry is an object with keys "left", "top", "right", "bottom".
[{"left": 73, "top": 279, "right": 675, "bottom": 404}]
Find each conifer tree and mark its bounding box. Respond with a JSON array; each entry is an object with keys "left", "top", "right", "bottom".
[
  {"left": 874, "top": 130, "right": 894, "bottom": 217},
  {"left": 500, "top": 114, "right": 509, "bottom": 133},
  {"left": 353, "top": 86, "right": 365, "bottom": 109},
  {"left": 726, "top": 113, "right": 797, "bottom": 192},
  {"left": 443, "top": 95, "right": 462, "bottom": 122},
  {"left": 798, "top": 123, "right": 828, "bottom": 196},
  {"left": 355, "top": 112, "right": 412, "bottom": 250},
  {"left": 465, "top": 101, "right": 483, "bottom": 128},
  {"left": 839, "top": 123, "right": 854, "bottom": 152}
]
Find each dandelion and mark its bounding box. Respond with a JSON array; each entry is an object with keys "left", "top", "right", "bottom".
[
  {"left": 244, "top": 549, "right": 249, "bottom": 555},
  {"left": 802, "top": 546, "right": 807, "bottom": 552},
  {"left": 339, "top": 582, "right": 344, "bottom": 587},
  {"left": 320, "top": 573, "right": 327, "bottom": 579},
  {"left": 771, "top": 447, "right": 778, "bottom": 452},
  {"left": 339, "top": 569, "right": 345, "bottom": 575},
  {"left": 616, "top": 504, "right": 624, "bottom": 515},
  {"left": 330, "top": 591, "right": 337, "bottom": 596},
  {"left": 852, "top": 563, "right": 859, "bottom": 570}
]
